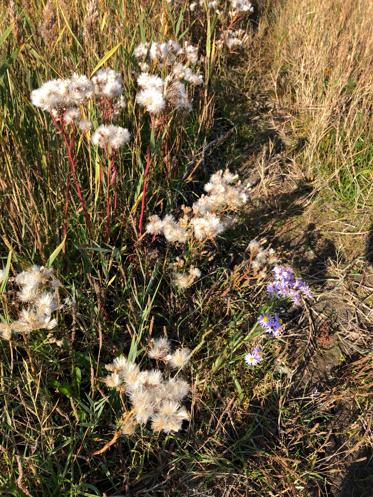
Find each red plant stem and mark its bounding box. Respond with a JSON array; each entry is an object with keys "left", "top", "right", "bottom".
[
  {"left": 58, "top": 121, "right": 92, "bottom": 237},
  {"left": 51, "top": 114, "right": 71, "bottom": 238},
  {"left": 138, "top": 148, "right": 152, "bottom": 237},
  {"left": 111, "top": 161, "right": 118, "bottom": 212},
  {"left": 105, "top": 155, "right": 113, "bottom": 241},
  {"left": 63, "top": 156, "right": 71, "bottom": 239}
]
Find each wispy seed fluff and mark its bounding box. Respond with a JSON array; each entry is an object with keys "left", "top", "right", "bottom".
[
  {"left": 91, "top": 125, "right": 131, "bottom": 149},
  {"left": 104, "top": 343, "right": 191, "bottom": 434},
  {"left": 0, "top": 265, "right": 62, "bottom": 340},
  {"left": 146, "top": 169, "right": 249, "bottom": 243},
  {"left": 164, "top": 80, "right": 191, "bottom": 111}
]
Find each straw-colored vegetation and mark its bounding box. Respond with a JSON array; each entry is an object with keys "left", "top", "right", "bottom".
[{"left": 0, "top": 1, "right": 372, "bottom": 496}]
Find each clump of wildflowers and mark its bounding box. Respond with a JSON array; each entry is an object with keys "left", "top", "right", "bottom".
[
  {"left": 104, "top": 338, "right": 191, "bottom": 434},
  {"left": 245, "top": 266, "right": 312, "bottom": 369},
  {"left": 267, "top": 266, "right": 312, "bottom": 305}
]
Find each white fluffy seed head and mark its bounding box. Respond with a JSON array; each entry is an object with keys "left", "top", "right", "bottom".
[
  {"left": 91, "top": 125, "right": 130, "bottom": 149},
  {"left": 168, "top": 348, "right": 191, "bottom": 370},
  {"left": 148, "top": 337, "right": 171, "bottom": 361},
  {"left": 173, "top": 267, "right": 200, "bottom": 289},
  {"left": 31, "top": 75, "right": 94, "bottom": 112},
  {"left": 163, "top": 378, "right": 190, "bottom": 401},
  {"left": 146, "top": 215, "right": 164, "bottom": 235},
  {"left": 35, "top": 292, "right": 57, "bottom": 317},
  {"left": 137, "top": 73, "right": 164, "bottom": 90},
  {"left": 136, "top": 87, "right": 166, "bottom": 114},
  {"left": 91, "top": 68, "right": 123, "bottom": 98},
  {"left": 190, "top": 213, "right": 226, "bottom": 240}
]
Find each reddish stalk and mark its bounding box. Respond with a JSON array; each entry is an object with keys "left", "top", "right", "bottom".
[
  {"left": 61, "top": 123, "right": 92, "bottom": 237},
  {"left": 138, "top": 147, "right": 152, "bottom": 237},
  {"left": 53, "top": 116, "right": 92, "bottom": 237},
  {"left": 63, "top": 157, "right": 71, "bottom": 240},
  {"left": 105, "top": 153, "right": 116, "bottom": 241}
]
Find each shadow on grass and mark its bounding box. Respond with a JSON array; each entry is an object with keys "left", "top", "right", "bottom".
[
  {"left": 365, "top": 224, "right": 373, "bottom": 265},
  {"left": 339, "top": 447, "right": 373, "bottom": 497}
]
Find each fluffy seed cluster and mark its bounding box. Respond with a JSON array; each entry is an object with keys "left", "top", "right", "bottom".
[
  {"left": 173, "top": 0, "right": 254, "bottom": 17},
  {"left": 248, "top": 239, "right": 277, "bottom": 278},
  {"left": 0, "top": 266, "right": 61, "bottom": 340},
  {"left": 134, "top": 39, "right": 203, "bottom": 114},
  {"left": 136, "top": 74, "right": 194, "bottom": 114},
  {"left": 217, "top": 29, "right": 249, "bottom": 50},
  {"left": 105, "top": 339, "right": 191, "bottom": 434},
  {"left": 134, "top": 39, "right": 201, "bottom": 68},
  {"left": 31, "top": 68, "right": 129, "bottom": 142},
  {"left": 136, "top": 74, "right": 166, "bottom": 114},
  {"left": 31, "top": 74, "right": 94, "bottom": 112},
  {"left": 229, "top": 0, "right": 254, "bottom": 15},
  {"left": 146, "top": 169, "right": 249, "bottom": 243},
  {"left": 172, "top": 266, "right": 201, "bottom": 289},
  {"left": 91, "top": 124, "right": 130, "bottom": 149}
]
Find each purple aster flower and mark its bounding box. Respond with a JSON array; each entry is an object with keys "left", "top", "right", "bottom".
[
  {"left": 258, "top": 313, "right": 284, "bottom": 337},
  {"left": 267, "top": 265, "right": 312, "bottom": 305},
  {"left": 245, "top": 347, "right": 263, "bottom": 366}
]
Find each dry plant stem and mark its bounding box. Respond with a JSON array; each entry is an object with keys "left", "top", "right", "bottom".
[{"left": 138, "top": 147, "right": 152, "bottom": 237}]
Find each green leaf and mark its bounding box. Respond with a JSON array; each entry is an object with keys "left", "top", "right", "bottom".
[
  {"left": 0, "top": 26, "right": 12, "bottom": 47},
  {"left": 52, "top": 380, "right": 74, "bottom": 399},
  {"left": 90, "top": 43, "right": 122, "bottom": 77},
  {"left": 47, "top": 236, "right": 66, "bottom": 267},
  {"left": 0, "top": 250, "right": 12, "bottom": 293}
]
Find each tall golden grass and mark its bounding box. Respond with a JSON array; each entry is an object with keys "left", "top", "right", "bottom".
[{"left": 269, "top": 0, "right": 373, "bottom": 207}]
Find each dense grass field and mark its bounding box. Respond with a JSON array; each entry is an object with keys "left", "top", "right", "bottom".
[{"left": 0, "top": 1, "right": 372, "bottom": 496}]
